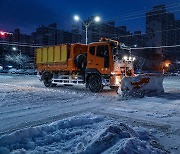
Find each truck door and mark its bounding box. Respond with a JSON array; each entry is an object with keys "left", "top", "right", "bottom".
[
  {"left": 87, "top": 46, "right": 96, "bottom": 68},
  {"left": 95, "top": 45, "right": 110, "bottom": 74}
]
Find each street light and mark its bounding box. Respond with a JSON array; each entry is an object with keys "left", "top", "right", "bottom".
[
  {"left": 12, "top": 47, "right": 17, "bottom": 51},
  {"left": 94, "top": 16, "right": 100, "bottom": 22},
  {"left": 74, "top": 15, "right": 80, "bottom": 21},
  {"left": 12, "top": 47, "right": 21, "bottom": 56},
  {"left": 74, "top": 15, "right": 101, "bottom": 45}
]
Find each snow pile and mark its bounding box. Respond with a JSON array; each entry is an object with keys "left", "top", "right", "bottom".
[
  {"left": 0, "top": 75, "right": 13, "bottom": 79},
  {"left": 118, "top": 75, "right": 164, "bottom": 98},
  {"left": 0, "top": 114, "right": 165, "bottom": 154}
]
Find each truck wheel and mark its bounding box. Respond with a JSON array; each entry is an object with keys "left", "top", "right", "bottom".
[
  {"left": 88, "top": 75, "right": 103, "bottom": 92},
  {"left": 43, "top": 74, "right": 56, "bottom": 87}
]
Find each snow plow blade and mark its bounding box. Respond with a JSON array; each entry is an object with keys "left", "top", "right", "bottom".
[{"left": 118, "top": 74, "right": 164, "bottom": 98}]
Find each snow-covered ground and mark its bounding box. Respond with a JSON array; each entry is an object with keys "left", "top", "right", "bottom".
[
  {"left": 0, "top": 74, "right": 180, "bottom": 153},
  {"left": 0, "top": 113, "right": 166, "bottom": 154}
]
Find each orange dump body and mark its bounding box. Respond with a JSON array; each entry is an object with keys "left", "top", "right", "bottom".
[{"left": 36, "top": 43, "right": 87, "bottom": 73}]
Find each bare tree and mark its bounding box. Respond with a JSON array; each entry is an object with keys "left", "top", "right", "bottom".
[
  {"left": 5, "top": 54, "right": 30, "bottom": 68},
  {"left": 136, "top": 57, "right": 145, "bottom": 73}
]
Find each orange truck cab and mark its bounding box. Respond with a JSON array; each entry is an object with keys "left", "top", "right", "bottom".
[{"left": 36, "top": 38, "right": 135, "bottom": 92}]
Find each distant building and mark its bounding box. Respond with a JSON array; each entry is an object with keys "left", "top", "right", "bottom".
[
  {"left": 0, "top": 29, "right": 36, "bottom": 68},
  {"left": 32, "top": 23, "right": 56, "bottom": 46},
  {"left": 176, "top": 20, "right": 180, "bottom": 60},
  {"left": 0, "top": 23, "right": 82, "bottom": 68},
  {"left": 124, "top": 31, "right": 147, "bottom": 48},
  {"left": 71, "top": 27, "right": 82, "bottom": 44},
  {"left": 146, "top": 5, "right": 177, "bottom": 61},
  {"left": 146, "top": 5, "right": 176, "bottom": 46},
  {"left": 80, "top": 17, "right": 148, "bottom": 49},
  {"left": 81, "top": 17, "right": 130, "bottom": 44},
  {"left": 33, "top": 23, "right": 81, "bottom": 46}
]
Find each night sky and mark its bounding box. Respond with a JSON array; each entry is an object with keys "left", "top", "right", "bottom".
[{"left": 0, "top": 0, "right": 180, "bottom": 34}]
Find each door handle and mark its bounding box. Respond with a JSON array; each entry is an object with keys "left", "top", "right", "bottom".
[
  {"left": 88, "top": 60, "right": 93, "bottom": 64},
  {"left": 96, "top": 64, "right": 99, "bottom": 65}
]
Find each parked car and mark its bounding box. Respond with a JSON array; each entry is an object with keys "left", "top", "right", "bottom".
[
  {"left": 15, "top": 69, "right": 25, "bottom": 74},
  {"left": 25, "top": 69, "right": 37, "bottom": 75},
  {"left": 0, "top": 69, "right": 9, "bottom": 73},
  {"left": 8, "top": 68, "right": 17, "bottom": 74},
  {"left": 169, "top": 71, "right": 180, "bottom": 76}
]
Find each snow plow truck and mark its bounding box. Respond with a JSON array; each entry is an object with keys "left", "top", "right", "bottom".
[{"left": 36, "top": 38, "right": 164, "bottom": 96}]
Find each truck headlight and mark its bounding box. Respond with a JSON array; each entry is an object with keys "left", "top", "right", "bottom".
[
  {"left": 123, "top": 56, "right": 128, "bottom": 60},
  {"left": 115, "top": 76, "right": 120, "bottom": 85}
]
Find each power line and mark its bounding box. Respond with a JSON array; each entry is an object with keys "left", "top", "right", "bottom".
[
  {"left": 105, "top": 3, "right": 180, "bottom": 22},
  {"left": 107, "top": 2, "right": 180, "bottom": 20},
  {"left": 118, "top": 27, "right": 180, "bottom": 38},
  {"left": 131, "top": 44, "right": 180, "bottom": 50},
  {"left": 1, "top": 41, "right": 179, "bottom": 50},
  {"left": 110, "top": 9, "right": 180, "bottom": 22},
  {"left": 80, "top": 7, "right": 180, "bottom": 33},
  {"left": 72, "top": 3, "right": 180, "bottom": 36},
  {"left": 81, "top": 27, "right": 180, "bottom": 38},
  {"left": 0, "top": 42, "right": 42, "bottom": 48},
  {"left": 79, "top": 4, "right": 180, "bottom": 38}
]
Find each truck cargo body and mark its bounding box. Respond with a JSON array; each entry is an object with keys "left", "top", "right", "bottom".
[{"left": 37, "top": 44, "right": 87, "bottom": 72}]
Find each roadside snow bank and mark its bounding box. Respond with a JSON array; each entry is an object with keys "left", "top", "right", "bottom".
[
  {"left": 0, "top": 75, "right": 13, "bottom": 79},
  {"left": 0, "top": 113, "right": 165, "bottom": 154}
]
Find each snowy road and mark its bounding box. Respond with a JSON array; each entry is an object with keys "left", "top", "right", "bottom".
[{"left": 0, "top": 74, "right": 180, "bottom": 153}]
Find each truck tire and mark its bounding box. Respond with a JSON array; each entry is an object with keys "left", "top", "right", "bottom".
[
  {"left": 88, "top": 75, "right": 103, "bottom": 92},
  {"left": 43, "top": 73, "right": 56, "bottom": 87},
  {"left": 75, "top": 54, "right": 87, "bottom": 70},
  {"left": 110, "top": 86, "right": 119, "bottom": 93}
]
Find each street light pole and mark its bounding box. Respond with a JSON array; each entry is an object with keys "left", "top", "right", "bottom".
[
  {"left": 74, "top": 15, "right": 101, "bottom": 45},
  {"left": 85, "top": 25, "right": 88, "bottom": 45}
]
